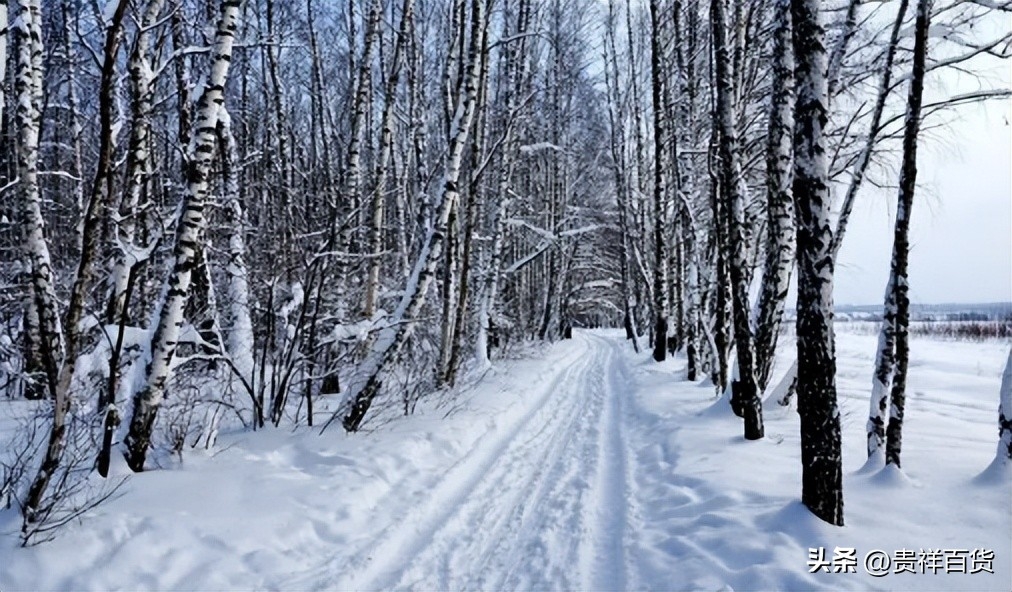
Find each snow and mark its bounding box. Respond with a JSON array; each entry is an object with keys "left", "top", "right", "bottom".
[
  {"left": 1, "top": 327, "right": 1009, "bottom": 590},
  {"left": 330, "top": 309, "right": 388, "bottom": 343},
  {"left": 518, "top": 141, "right": 566, "bottom": 154}
]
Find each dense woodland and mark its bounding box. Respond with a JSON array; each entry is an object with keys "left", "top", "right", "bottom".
[{"left": 0, "top": 0, "right": 1009, "bottom": 543}]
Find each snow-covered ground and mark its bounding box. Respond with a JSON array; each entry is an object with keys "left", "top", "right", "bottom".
[{"left": 1, "top": 328, "right": 1008, "bottom": 591}]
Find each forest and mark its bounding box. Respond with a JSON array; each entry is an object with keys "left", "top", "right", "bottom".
[{"left": 0, "top": 0, "right": 1010, "bottom": 581}]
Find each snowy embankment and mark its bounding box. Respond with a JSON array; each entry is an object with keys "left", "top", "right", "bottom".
[{"left": 0, "top": 328, "right": 1008, "bottom": 591}]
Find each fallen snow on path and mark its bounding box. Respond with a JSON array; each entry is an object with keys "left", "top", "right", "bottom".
[{"left": 0, "top": 329, "right": 1008, "bottom": 591}]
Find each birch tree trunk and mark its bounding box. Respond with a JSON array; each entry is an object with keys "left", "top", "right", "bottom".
[
  {"left": 830, "top": 0, "right": 909, "bottom": 260},
  {"left": 712, "top": 0, "right": 762, "bottom": 439},
  {"left": 444, "top": 25, "right": 490, "bottom": 386},
  {"left": 60, "top": 1, "right": 85, "bottom": 255},
  {"left": 106, "top": 0, "right": 164, "bottom": 324},
  {"left": 336, "top": 0, "right": 486, "bottom": 433},
  {"left": 791, "top": 0, "right": 844, "bottom": 526},
  {"left": 883, "top": 0, "right": 931, "bottom": 469},
  {"left": 364, "top": 0, "right": 416, "bottom": 318},
  {"left": 344, "top": 0, "right": 383, "bottom": 253},
  {"left": 123, "top": 0, "right": 242, "bottom": 472},
  {"left": 78, "top": 0, "right": 131, "bottom": 479},
  {"left": 474, "top": 0, "right": 530, "bottom": 368},
  {"left": 15, "top": 0, "right": 67, "bottom": 524},
  {"left": 261, "top": 0, "right": 295, "bottom": 264},
  {"left": 12, "top": 0, "right": 47, "bottom": 400},
  {"left": 217, "top": 108, "right": 255, "bottom": 388},
  {"left": 648, "top": 0, "right": 669, "bottom": 363},
  {"left": 604, "top": 0, "right": 639, "bottom": 352},
  {"left": 709, "top": 134, "right": 732, "bottom": 390},
  {"left": 864, "top": 0, "right": 913, "bottom": 462},
  {"left": 0, "top": 4, "right": 5, "bottom": 127},
  {"left": 170, "top": 9, "right": 192, "bottom": 162},
  {"left": 826, "top": 0, "right": 860, "bottom": 99},
  {"left": 997, "top": 349, "right": 1012, "bottom": 464},
  {"left": 753, "top": 0, "right": 795, "bottom": 393},
  {"left": 60, "top": 0, "right": 129, "bottom": 408}
]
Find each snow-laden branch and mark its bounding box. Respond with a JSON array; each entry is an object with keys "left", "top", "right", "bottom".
[{"left": 518, "top": 142, "right": 567, "bottom": 155}]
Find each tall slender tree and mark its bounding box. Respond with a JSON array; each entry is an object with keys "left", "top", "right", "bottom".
[
  {"left": 364, "top": 0, "right": 416, "bottom": 318},
  {"left": 123, "top": 0, "right": 243, "bottom": 472},
  {"left": 14, "top": 0, "right": 67, "bottom": 526},
  {"left": 712, "top": 0, "right": 762, "bottom": 439},
  {"left": 648, "top": 0, "right": 669, "bottom": 363},
  {"left": 0, "top": 3, "right": 7, "bottom": 127},
  {"left": 881, "top": 0, "right": 932, "bottom": 469},
  {"left": 337, "top": 0, "right": 487, "bottom": 433},
  {"left": 791, "top": 0, "right": 844, "bottom": 526},
  {"left": 344, "top": 0, "right": 384, "bottom": 254},
  {"left": 753, "top": 0, "right": 795, "bottom": 393}
]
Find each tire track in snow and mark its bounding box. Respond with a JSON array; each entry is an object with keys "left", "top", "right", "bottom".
[
  {"left": 490, "top": 336, "right": 611, "bottom": 592},
  {"left": 317, "top": 331, "right": 634, "bottom": 592},
  {"left": 408, "top": 332, "right": 632, "bottom": 592},
  {"left": 581, "top": 333, "right": 631, "bottom": 592},
  {"left": 321, "top": 335, "right": 598, "bottom": 591}
]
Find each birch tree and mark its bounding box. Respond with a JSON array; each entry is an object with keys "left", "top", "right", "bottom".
[
  {"left": 0, "top": 4, "right": 6, "bottom": 127},
  {"left": 791, "top": 0, "right": 844, "bottom": 526},
  {"left": 474, "top": 0, "right": 533, "bottom": 367},
  {"left": 712, "top": 0, "right": 762, "bottom": 439},
  {"left": 997, "top": 349, "right": 1012, "bottom": 465},
  {"left": 648, "top": 0, "right": 669, "bottom": 363},
  {"left": 344, "top": 0, "right": 383, "bottom": 256},
  {"left": 123, "top": 0, "right": 242, "bottom": 472},
  {"left": 335, "top": 0, "right": 487, "bottom": 433},
  {"left": 217, "top": 107, "right": 255, "bottom": 393},
  {"left": 752, "top": 0, "right": 795, "bottom": 393},
  {"left": 107, "top": 0, "right": 166, "bottom": 324},
  {"left": 364, "top": 0, "right": 416, "bottom": 318},
  {"left": 878, "top": 0, "right": 932, "bottom": 470},
  {"left": 604, "top": 0, "right": 640, "bottom": 352},
  {"left": 15, "top": 0, "right": 68, "bottom": 525}
]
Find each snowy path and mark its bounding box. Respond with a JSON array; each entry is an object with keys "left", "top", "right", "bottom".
[
  {"left": 2, "top": 329, "right": 1008, "bottom": 591},
  {"left": 313, "top": 332, "right": 633, "bottom": 590}
]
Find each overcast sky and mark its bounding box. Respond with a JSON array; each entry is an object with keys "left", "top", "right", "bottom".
[
  {"left": 834, "top": 99, "right": 1011, "bottom": 306},
  {"left": 832, "top": 24, "right": 1011, "bottom": 306}
]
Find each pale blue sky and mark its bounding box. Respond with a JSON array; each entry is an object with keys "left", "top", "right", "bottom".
[
  {"left": 833, "top": 7, "right": 1011, "bottom": 307},
  {"left": 835, "top": 82, "right": 1011, "bottom": 306}
]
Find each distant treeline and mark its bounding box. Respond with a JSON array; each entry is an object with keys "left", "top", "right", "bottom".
[{"left": 909, "top": 320, "right": 1012, "bottom": 341}]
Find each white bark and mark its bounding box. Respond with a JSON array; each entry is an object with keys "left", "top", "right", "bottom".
[
  {"left": 712, "top": 0, "right": 761, "bottom": 438},
  {"left": 473, "top": 2, "right": 532, "bottom": 366},
  {"left": 335, "top": 0, "right": 486, "bottom": 433},
  {"left": 474, "top": 190, "right": 508, "bottom": 368},
  {"left": 867, "top": 278, "right": 896, "bottom": 462},
  {"left": 474, "top": 6, "right": 527, "bottom": 367},
  {"left": 123, "top": 0, "right": 241, "bottom": 472},
  {"left": 753, "top": 0, "right": 795, "bottom": 392},
  {"left": 15, "top": 0, "right": 69, "bottom": 525},
  {"left": 12, "top": 0, "right": 63, "bottom": 373},
  {"left": 998, "top": 348, "right": 1012, "bottom": 463},
  {"left": 108, "top": 0, "right": 164, "bottom": 323},
  {"left": 61, "top": 1, "right": 85, "bottom": 249},
  {"left": 829, "top": 0, "right": 910, "bottom": 259},
  {"left": 365, "top": 0, "right": 416, "bottom": 317},
  {"left": 684, "top": 243, "right": 702, "bottom": 376},
  {"left": 218, "top": 108, "right": 255, "bottom": 386},
  {"left": 792, "top": 0, "right": 844, "bottom": 526},
  {"left": 344, "top": 0, "right": 383, "bottom": 251},
  {"left": 826, "top": 0, "right": 860, "bottom": 99}
]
